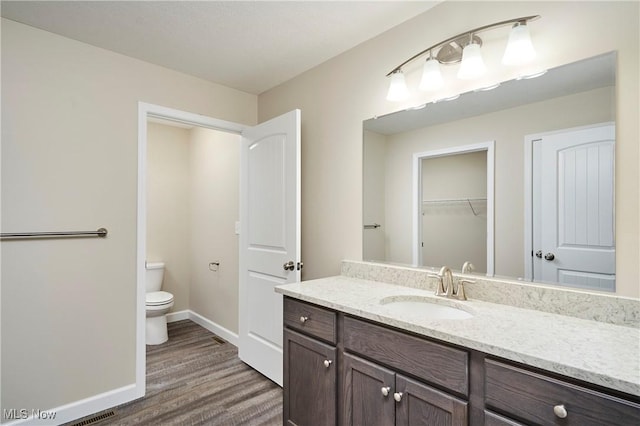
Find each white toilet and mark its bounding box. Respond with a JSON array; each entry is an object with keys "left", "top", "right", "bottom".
[{"left": 145, "top": 261, "right": 174, "bottom": 345}]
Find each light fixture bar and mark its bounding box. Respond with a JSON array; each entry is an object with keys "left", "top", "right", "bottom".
[{"left": 385, "top": 15, "right": 540, "bottom": 77}]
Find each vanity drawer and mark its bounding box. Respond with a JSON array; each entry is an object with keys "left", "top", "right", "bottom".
[
  {"left": 485, "top": 358, "right": 640, "bottom": 425},
  {"left": 284, "top": 298, "right": 337, "bottom": 344},
  {"left": 343, "top": 316, "right": 468, "bottom": 396}
]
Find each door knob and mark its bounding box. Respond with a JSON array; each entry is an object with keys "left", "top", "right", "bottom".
[
  {"left": 544, "top": 252, "right": 555, "bottom": 261},
  {"left": 535, "top": 250, "right": 543, "bottom": 258},
  {"left": 283, "top": 261, "right": 295, "bottom": 271}
]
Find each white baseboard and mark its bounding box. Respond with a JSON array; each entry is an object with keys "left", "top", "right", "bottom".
[
  {"left": 1, "top": 384, "right": 138, "bottom": 426},
  {"left": 187, "top": 310, "right": 239, "bottom": 347},
  {"left": 166, "top": 309, "right": 238, "bottom": 347},
  {"left": 166, "top": 310, "right": 190, "bottom": 323}
]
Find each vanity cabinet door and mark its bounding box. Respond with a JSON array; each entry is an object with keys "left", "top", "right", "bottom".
[
  {"left": 484, "top": 410, "right": 526, "bottom": 426},
  {"left": 395, "top": 375, "right": 468, "bottom": 426},
  {"left": 284, "top": 330, "right": 337, "bottom": 426},
  {"left": 343, "top": 352, "right": 468, "bottom": 426},
  {"left": 343, "top": 353, "right": 395, "bottom": 426}
]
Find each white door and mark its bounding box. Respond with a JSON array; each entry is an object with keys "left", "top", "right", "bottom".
[
  {"left": 239, "top": 109, "right": 301, "bottom": 386},
  {"left": 533, "top": 123, "right": 615, "bottom": 290}
]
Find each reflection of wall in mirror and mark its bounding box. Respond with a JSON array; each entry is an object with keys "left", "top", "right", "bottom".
[
  {"left": 368, "top": 85, "right": 614, "bottom": 278},
  {"left": 422, "top": 152, "right": 487, "bottom": 273},
  {"left": 363, "top": 129, "right": 387, "bottom": 260}
]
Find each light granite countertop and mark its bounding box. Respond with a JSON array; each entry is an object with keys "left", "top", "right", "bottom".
[{"left": 276, "top": 275, "right": 640, "bottom": 397}]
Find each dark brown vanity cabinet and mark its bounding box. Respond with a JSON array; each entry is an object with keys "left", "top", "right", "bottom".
[
  {"left": 283, "top": 298, "right": 338, "bottom": 426},
  {"left": 283, "top": 297, "right": 640, "bottom": 426},
  {"left": 343, "top": 353, "right": 467, "bottom": 425},
  {"left": 342, "top": 316, "right": 468, "bottom": 426},
  {"left": 284, "top": 330, "right": 337, "bottom": 426},
  {"left": 484, "top": 359, "right": 640, "bottom": 425}
]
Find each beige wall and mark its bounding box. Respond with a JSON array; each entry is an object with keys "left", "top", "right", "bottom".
[
  {"left": 189, "top": 127, "right": 240, "bottom": 333},
  {"left": 258, "top": 1, "right": 639, "bottom": 297},
  {"left": 1, "top": 18, "right": 256, "bottom": 416},
  {"left": 362, "top": 130, "right": 386, "bottom": 260},
  {"left": 147, "top": 123, "right": 191, "bottom": 311}
]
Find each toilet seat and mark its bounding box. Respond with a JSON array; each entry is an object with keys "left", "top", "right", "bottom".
[{"left": 146, "top": 291, "right": 174, "bottom": 306}]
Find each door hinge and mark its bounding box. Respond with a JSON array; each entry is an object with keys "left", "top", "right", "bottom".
[{"left": 297, "top": 261, "right": 304, "bottom": 271}]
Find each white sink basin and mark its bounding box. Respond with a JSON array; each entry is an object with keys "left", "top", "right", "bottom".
[{"left": 379, "top": 296, "right": 473, "bottom": 320}]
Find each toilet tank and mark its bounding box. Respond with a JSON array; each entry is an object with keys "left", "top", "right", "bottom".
[{"left": 145, "top": 261, "right": 165, "bottom": 293}]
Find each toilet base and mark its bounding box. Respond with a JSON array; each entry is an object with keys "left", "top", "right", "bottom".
[{"left": 146, "top": 315, "right": 168, "bottom": 345}]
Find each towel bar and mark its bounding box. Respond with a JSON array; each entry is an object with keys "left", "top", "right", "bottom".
[{"left": 0, "top": 228, "right": 108, "bottom": 240}]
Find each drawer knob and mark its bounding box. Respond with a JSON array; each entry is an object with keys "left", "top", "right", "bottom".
[
  {"left": 381, "top": 386, "right": 391, "bottom": 397},
  {"left": 299, "top": 316, "right": 309, "bottom": 323},
  {"left": 553, "top": 404, "right": 568, "bottom": 419},
  {"left": 393, "top": 392, "right": 403, "bottom": 402},
  {"left": 323, "top": 359, "right": 332, "bottom": 368}
]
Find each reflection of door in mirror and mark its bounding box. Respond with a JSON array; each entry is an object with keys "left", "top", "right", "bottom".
[
  {"left": 526, "top": 123, "right": 615, "bottom": 290},
  {"left": 421, "top": 152, "right": 487, "bottom": 272}
]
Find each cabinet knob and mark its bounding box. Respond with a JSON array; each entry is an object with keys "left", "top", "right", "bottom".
[
  {"left": 299, "top": 316, "right": 308, "bottom": 323},
  {"left": 553, "top": 404, "right": 568, "bottom": 418},
  {"left": 323, "top": 359, "right": 332, "bottom": 368},
  {"left": 380, "top": 386, "right": 391, "bottom": 397},
  {"left": 393, "top": 392, "right": 403, "bottom": 402}
]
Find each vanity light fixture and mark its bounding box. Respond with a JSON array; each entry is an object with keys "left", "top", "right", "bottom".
[
  {"left": 386, "top": 70, "right": 411, "bottom": 101},
  {"left": 502, "top": 21, "right": 537, "bottom": 65},
  {"left": 419, "top": 52, "right": 444, "bottom": 91},
  {"left": 457, "top": 37, "right": 487, "bottom": 80},
  {"left": 386, "top": 15, "right": 540, "bottom": 101}
]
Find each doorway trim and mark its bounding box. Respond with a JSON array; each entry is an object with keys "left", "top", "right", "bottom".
[
  {"left": 136, "top": 102, "right": 246, "bottom": 397},
  {"left": 412, "top": 141, "right": 495, "bottom": 274}
]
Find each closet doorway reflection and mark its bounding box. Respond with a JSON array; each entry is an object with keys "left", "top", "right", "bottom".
[{"left": 412, "top": 142, "right": 494, "bottom": 274}]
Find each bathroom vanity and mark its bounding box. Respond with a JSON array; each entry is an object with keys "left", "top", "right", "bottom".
[{"left": 277, "top": 261, "right": 640, "bottom": 426}]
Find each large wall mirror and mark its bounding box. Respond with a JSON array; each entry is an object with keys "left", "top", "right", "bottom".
[{"left": 363, "top": 52, "right": 616, "bottom": 291}]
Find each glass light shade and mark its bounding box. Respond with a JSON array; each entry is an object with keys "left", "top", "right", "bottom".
[
  {"left": 419, "top": 58, "right": 444, "bottom": 91},
  {"left": 502, "top": 22, "right": 536, "bottom": 66},
  {"left": 457, "top": 42, "right": 486, "bottom": 80},
  {"left": 386, "top": 70, "right": 410, "bottom": 101}
]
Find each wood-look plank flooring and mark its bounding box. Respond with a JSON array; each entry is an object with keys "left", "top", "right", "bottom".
[{"left": 70, "top": 320, "right": 282, "bottom": 426}]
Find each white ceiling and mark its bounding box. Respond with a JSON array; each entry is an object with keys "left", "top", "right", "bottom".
[{"left": 1, "top": 1, "right": 438, "bottom": 94}]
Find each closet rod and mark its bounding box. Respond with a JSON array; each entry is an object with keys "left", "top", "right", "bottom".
[
  {"left": 422, "top": 197, "right": 486, "bottom": 204},
  {"left": 1, "top": 228, "right": 108, "bottom": 240}
]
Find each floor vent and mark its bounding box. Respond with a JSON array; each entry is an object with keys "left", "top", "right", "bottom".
[
  {"left": 212, "top": 335, "right": 227, "bottom": 345},
  {"left": 71, "top": 410, "right": 116, "bottom": 426}
]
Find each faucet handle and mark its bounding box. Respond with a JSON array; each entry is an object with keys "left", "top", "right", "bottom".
[
  {"left": 428, "top": 273, "right": 447, "bottom": 296},
  {"left": 454, "top": 279, "right": 475, "bottom": 300},
  {"left": 461, "top": 261, "right": 475, "bottom": 274}
]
